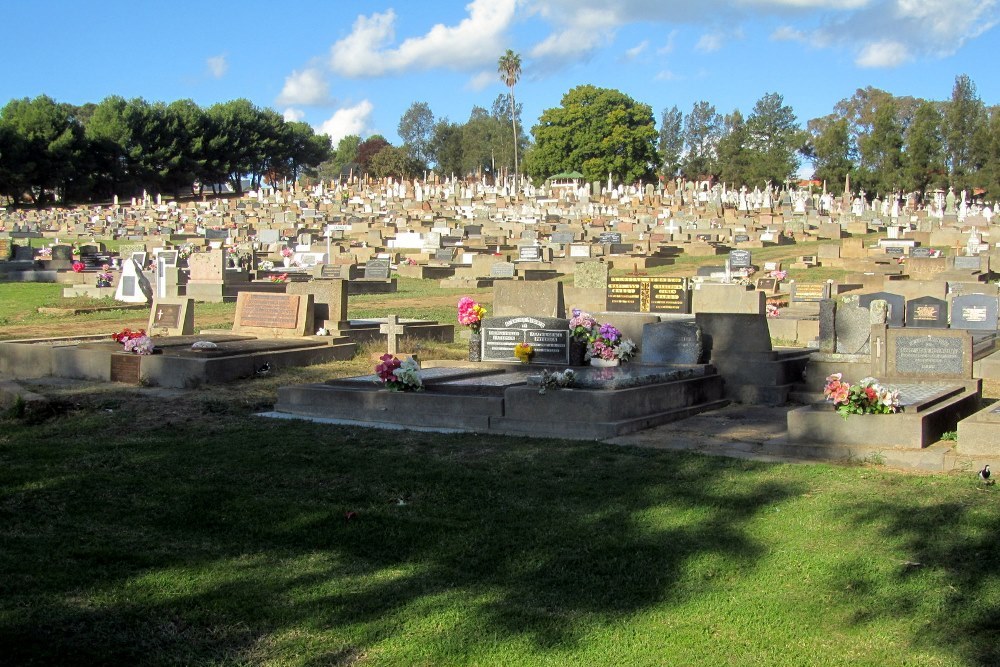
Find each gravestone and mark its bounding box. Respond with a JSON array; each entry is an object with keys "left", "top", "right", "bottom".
[
  {"left": 492, "top": 281, "right": 563, "bottom": 317},
  {"left": 481, "top": 315, "right": 570, "bottom": 364},
  {"left": 489, "top": 262, "right": 516, "bottom": 279},
  {"left": 905, "top": 295, "right": 948, "bottom": 329},
  {"left": 755, "top": 278, "right": 777, "bottom": 293},
  {"left": 517, "top": 246, "right": 541, "bottom": 262},
  {"left": 641, "top": 320, "right": 702, "bottom": 364},
  {"left": 287, "top": 279, "right": 349, "bottom": 330},
  {"left": 114, "top": 258, "right": 152, "bottom": 304},
  {"left": 835, "top": 297, "right": 871, "bottom": 354},
  {"left": 156, "top": 250, "right": 179, "bottom": 267},
  {"left": 607, "top": 276, "right": 690, "bottom": 314},
  {"left": 573, "top": 261, "right": 609, "bottom": 289},
  {"left": 858, "top": 292, "right": 905, "bottom": 327},
  {"left": 364, "top": 258, "right": 391, "bottom": 279},
  {"left": 147, "top": 298, "right": 195, "bottom": 336},
  {"left": 187, "top": 250, "right": 226, "bottom": 282},
  {"left": 887, "top": 330, "right": 971, "bottom": 379},
  {"left": 953, "top": 255, "right": 982, "bottom": 271},
  {"left": 380, "top": 315, "right": 406, "bottom": 355},
  {"left": 598, "top": 231, "right": 622, "bottom": 244},
  {"left": 789, "top": 282, "right": 831, "bottom": 303},
  {"left": 728, "top": 249, "right": 752, "bottom": 269},
  {"left": 232, "top": 292, "right": 314, "bottom": 338},
  {"left": 0, "top": 238, "right": 9, "bottom": 261},
  {"left": 51, "top": 245, "right": 74, "bottom": 261},
  {"left": 951, "top": 294, "right": 998, "bottom": 331},
  {"left": 910, "top": 247, "right": 933, "bottom": 258},
  {"left": 551, "top": 231, "right": 575, "bottom": 245},
  {"left": 434, "top": 247, "right": 456, "bottom": 263}
]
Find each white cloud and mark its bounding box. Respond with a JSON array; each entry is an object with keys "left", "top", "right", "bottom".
[
  {"left": 466, "top": 71, "right": 497, "bottom": 91},
  {"left": 277, "top": 68, "right": 331, "bottom": 106},
  {"left": 528, "top": 7, "right": 617, "bottom": 66},
  {"left": 695, "top": 32, "right": 724, "bottom": 53},
  {"left": 316, "top": 101, "right": 374, "bottom": 144},
  {"left": 855, "top": 40, "right": 911, "bottom": 67},
  {"left": 283, "top": 108, "right": 306, "bottom": 122},
  {"left": 625, "top": 40, "right": 649, "bottom": 59},
  {"left": 770, "top": 25, "right": 806, "bottom": 42},
  {"left": 657, "top": 30, "right": 678, "bottom": 55},
  {"left": 329, "top": 0, "right": 517, "bottom": 77},
  {"left": 206, "top": 54, "right": 227, "bottom": 79},
  {"left": 655, "top": 69, "right": 680, "bottom": 81}
]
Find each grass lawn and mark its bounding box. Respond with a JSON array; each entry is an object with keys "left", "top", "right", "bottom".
[{"left": 1, "top": 385, "right": 999, "bottom": 666}]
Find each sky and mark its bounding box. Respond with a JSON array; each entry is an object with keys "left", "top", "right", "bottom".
[{"left": 3, "top": 0, "right": 998, "bottom": 155}]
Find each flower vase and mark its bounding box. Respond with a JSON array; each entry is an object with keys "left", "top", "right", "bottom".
[
  {"left": 468, "top": 331, "right": 482, "bottom": 362},
  {"left": 590, "top": 357, "right": 620, "bottom": 368},
  {"left": 569, "top": 339, "right": 587, "bottom": 366},
  {"left": 282, "top": 256, "right": 291, "bottom": 267}
]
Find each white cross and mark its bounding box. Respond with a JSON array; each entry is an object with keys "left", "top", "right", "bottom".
[{"left": 379, "top": 315, "right": 405, "bottom": 355}]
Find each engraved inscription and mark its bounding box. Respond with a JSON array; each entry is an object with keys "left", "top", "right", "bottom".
[
  {"left": 240, "top": 293, "right": 300, "bottom": 329},
  {"left": 894, "top": 336, "right": 963, "bottom": 376},
  {"left": 607, "top": 277, "right": 688, "bottom": 313},
  {"left": 153, "top": 304, "right": 181, "bottom": 328}
]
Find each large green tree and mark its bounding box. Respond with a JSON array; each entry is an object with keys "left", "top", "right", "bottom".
[
  {"left": 743, "top": 92, "right": 801, "bottom": 186},
  {"left": 526, "top": 85, "right": 657, "bottom": 184},
  {"left": 657, "top": 105, "right": 683, "bottom": 179},
  {"left": 809, "top": 116, "right": 854, "bottom": 191},
  {"left": 429, "top": 119, "right": 464, "bottom": 177},
  {"left": 681, "top": 101, "right": 722, "bottom": 179},
  {"left": 715, "top": 110, "right": 752, "bottom": 186},
  {"left": 903, "top": 102, "right": 945, "bottom": 197},
  {"left": 397, "top": 102, "right": 435, "bottom": 166},
  {"left": 945, "top": 74, "right": 985, "bottom": 190},
  {"left": 857, "top": 98, "right": 904, "bottom": 196}
]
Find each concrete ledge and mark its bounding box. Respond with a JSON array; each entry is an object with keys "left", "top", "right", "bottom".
[
  {"left": 956, "top": 401, "right": 1000, "bottom": 456},
  {"left": 0, "top": 380, "right": 50, "bottom": 419}
]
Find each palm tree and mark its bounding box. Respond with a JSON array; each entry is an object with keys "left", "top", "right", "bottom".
[{"left": 497, "top": 49, "right": 522, "bottom": 179}]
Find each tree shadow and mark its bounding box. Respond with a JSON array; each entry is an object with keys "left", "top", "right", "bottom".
[{"left": 0, "top": 408, "right": 802, "bottom": 664}]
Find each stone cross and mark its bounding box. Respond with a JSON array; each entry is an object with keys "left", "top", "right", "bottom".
[{"left": 380, "top": 314, "right": 405, "bottom": 355}]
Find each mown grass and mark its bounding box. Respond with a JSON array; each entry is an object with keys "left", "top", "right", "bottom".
[{"left": 1, "top": 388, "right": 999, "bottom": 666}]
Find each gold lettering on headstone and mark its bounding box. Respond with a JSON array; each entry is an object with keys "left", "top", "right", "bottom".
[{"left": 913, "top": 305, "right": 938, "bottom": 321}]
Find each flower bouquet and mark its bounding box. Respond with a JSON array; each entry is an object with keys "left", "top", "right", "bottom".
[
  {"left": 823, "top": 373, "right": 900, "bottom": 419},
  {"left": 568, "top": 309, "right": 598, "bottom": 342},
  {"left": 96, "top": 264, "right": 114, "bottom": 288},
  {"left": 374, "top": 354, "right": 423, "bottom": 392},
  {"left": 72, "top": 261, "right": 85, "bottom": 273},
  {"left": 112, "top": 328, "right": 155, "bottom": 355},
  {"left": 538, "top": 369, "right": 576, "bottom": 395},
  {"left": 280, "top": 247, "right": 294, "bottom": 258},
  {"left": 457, "top": 296, "right": 486, "bottom": 334},
  {"left": 587, "top": 323, "right": 636, "bottom": 362},
  {"left": 268, "top": 273, "right": 289, "bottom": 283},
  {"left": 514, "top": 342, "right": 534, "bottom": 363},
  {"left": 258, "top": 259, "right": 275, "bottom": 271}
]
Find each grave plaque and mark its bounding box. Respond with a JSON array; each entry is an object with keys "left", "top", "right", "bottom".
[
  {"left": 755, "top": 278, "right": 777, "bottom": 292},
  {"left": 110, "top": 353, "right": 142, "bottom": 384},
  {"left": 597, "top": 231, "right": 622, "bottom": 244},
  {"left": 733, "top": 233, "right": 751, "bottom": 243},
  {"left": 951, "top": 294, "right": 999, "bottom": 331},
  {"left": 905, "top": 295, "right": 948, "bottom": 328},
  {"left": 889, "top": 332, "right": 968, "bottom": 377},
  {"left": 858, "top": 292, "right": 905, "bottom": 327},
  {"left": 607, "top": 276, "right": 689, "bottom": 314},
  {"left": 147, "top": 298, "right": 195, "bottom": 336},
  {"left": 434, "top": 248, "right": 456, "bottom": 263},
  {"left": 696, "top": 233, "right": 713, "bottom": 242},
  {"left": 481, "top": 315, "right": 570, "bottom": 364},
  {"left": 790, "top": 282, "right": 830, "bottom": 302},
  {"left": 490, "top": 262, "right": 516, "bottom": 279},
  {"left": 321, "top": 264, "right": 345, "bottom": 279},
  {"left": 157, "top": 250, "right": 178, "bottom": 267},
  {"left": 483, "top": 235, "right": 502, "bottom": 247},
  {"left": 609, "top": 243, "right": 633, "bottom": 255},
  {"left": 910, "top": 247, "right": 933, "bottom": 258},
  {"left": 205, "top": 228, "right": 229, "bottom": 240},
  {"left": 551, "top": 231, "right": 575, "bottom": 245},
  {"left": 953, "top": 255, "right": 982, "bottom": 271},
  {"left": 884, "top": 246, "right": 904, "bottom": 256},
  {"left": 641, "top": 320, "right": 702, "bottom": 364},
  {"left": 152, "top": 303, "right": 181, "bottom": 329},
  {"left": 517, "top": 246, "right": 541, "bottom": 262},
  {"left": 239, "top": 293, "right": 300, "bottom": 329},
  {"left": 121, "top": 276, "right": 136, "bottom": 297},
  {"left": 364, "top": 258, "right": 391, "bottom": 279},
  {"left": 728, "top": 249, "right": 752, "bottom": 269}
]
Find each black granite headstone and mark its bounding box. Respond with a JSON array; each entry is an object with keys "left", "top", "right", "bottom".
[
  {"left": 951, "top": 294, "right": 999, "bottom": 331},
  {"left": 905, "top": 295, "right": 948, "bottom": 328},
  {"left": 641, "top": 320, "right": 702, "bottom": 364},
  {"left": 364, "top": 259, "right": 391, "bottom": 279},
  {"left": 481, "top": 315, "right": 570, "bottom": 364},
  {"left": 728, "top": 249, "right": 752, "bottom": 269}
]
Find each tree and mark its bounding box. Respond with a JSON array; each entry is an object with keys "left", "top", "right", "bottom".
[
  {"left": 857, "top": 98, "right": 904, "bottom": 196},
  {"left": 681, "top": 101, "right": 722, "bottom": 179},
  {"left": 903, "top": 102, "right": 945, "bottom": 197},
  {"left": 945, "top": 74, "right": 985, "bottom": 189},
  {"left": 430, "top": 119, "right": 464, "bottom": 177},
  {"left": 356, "top": 135, "right": 391, "bottom": 172},
  {"left": 744, "top": 92, "right": 801, "bottom": 186},
  {"left": 810, "top": 117, "right": 854, "bottom": 191},
  {"left": 497, "top": 49, "right": 522, "bottom": 176},
  {"left": 397, "top": 102, "right": 435, "bottom": 166},
  {"left": 462, "top": 106, "right": 503, "bottom": 178},
  {"left": 490, "top": 93, "right": 525, "bottom": 176},
  {"left": 657, "top": 105, "right": 683, "bottom": 179},
  {"left": 715, "top": 110, "right": 752, "bottom": 186},
  {"left": 317, "top": 134, "right": 361, "bottom": 182},
  {"left": 526, "top": 85, "right": 657, "bottom": 184},
  {"left": 979, "top": 108, "right": 1000, "bottom": 199},
  {"left": 369, "top": 145, "right": 421, "bottom": 180}
]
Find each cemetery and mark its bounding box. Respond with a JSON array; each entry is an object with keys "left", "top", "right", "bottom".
[{"left": 3, "top": 176, "right": 999, "bottom": 464}]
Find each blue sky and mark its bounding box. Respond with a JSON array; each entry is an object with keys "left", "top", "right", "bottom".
[{"left": 3, "top": 0, "right": 998, "bottom": 150}]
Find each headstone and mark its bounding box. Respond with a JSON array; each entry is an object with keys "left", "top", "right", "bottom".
[
  {"left": 887, "top": 329, "right": 971, "bottom": 378},
  {"left": 380, "top": 315, "right": 406, "bottom": 355},
  {"left": 905, "top": 295, "right": 948, "bottom": 329},
  {"left": 728, "top": 249, "right": 752, "bottom": 269},
  {"left": 287, "top": 279, "right": 349, "bottom": 330},
  {"left": 147, "top": 298, "right": 195, "bottom": 336},
  {"left": 597, "top": 231, "right": 622, "bottom": 244},
  {"left": 834, "top": 297, "right": 871, "bottom": 354},
  {"left": 364, "top": 258, "right": 391, "bottom": 279},
  {"left": 607, "top": 276, "right": 689, "bottom": 313},
  {"left": 641, "top": 320, "right": 702, "bottom": 364},
  {"left": 755, "top": 278, "right": 777, "bottom": 293},
  {"left": 232, "top": 292, "right": 314, "bottom": 338},
  {"left": 789, "top": 281, "right": 831, "bottom": 303},
  {"left": 517, "top": 246, "right": 541, "bottom": 262},
  {"left": 489, "top": 262, "right": 516, "bottom": 279},
  {"left": 492, "top": 281, "right": 563, "bottom": 317},
  {"left": 51, "top": 245, "right": 73, "bottom": 261},
  {"left": 858, "top": 292, "right": 905, "bottom": 327},
  {"left": 951, "top": 294, "right": 999, "bottom": 331},
  {"left": 551, "top": 231, "right": 575, "bottom": 245},
  {"left": 481, "top": 315, "right": 570, "bottom": 364},
  {"left": 114, "top": 258, "right": 152, "bottom": 304},
  {"left": 953, "top": 255, "right": 982, "bottom": 271},
  {"left": 573, "top": 261, "right": 609, "bottom": 289}
]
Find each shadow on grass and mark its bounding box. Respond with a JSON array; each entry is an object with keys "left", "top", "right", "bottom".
[
  {"left": 0, "top": 407, "right": 799, "bottom": 664},
  {"left": 841, "top": 494, "right": 1000, "bottom": 667}
]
